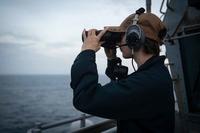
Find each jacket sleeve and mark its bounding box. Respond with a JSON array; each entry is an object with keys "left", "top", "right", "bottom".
[{"left": 70, "top": 50, "right": 160, "bottom": 119}]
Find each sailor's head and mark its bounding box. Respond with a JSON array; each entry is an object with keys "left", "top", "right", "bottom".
[{"left": 119, "top": 12, "right": 167, "bottom": 58}]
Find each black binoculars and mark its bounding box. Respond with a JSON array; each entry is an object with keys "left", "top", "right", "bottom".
[{"left": 82, "top": 30, "right": 125, "bottom": 48}]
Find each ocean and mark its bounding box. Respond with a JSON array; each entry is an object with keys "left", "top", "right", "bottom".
[{"left": 0, "top": 75, "right": 109, "bottom": 133}]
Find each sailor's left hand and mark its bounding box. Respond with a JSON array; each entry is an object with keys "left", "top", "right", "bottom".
[{"left": 81, "top": 28, "right": 108, "bottom": 52}]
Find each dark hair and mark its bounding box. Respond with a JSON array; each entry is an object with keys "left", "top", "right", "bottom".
[{"left": 133, "top": 38, "right": 160, "bottom": 56}]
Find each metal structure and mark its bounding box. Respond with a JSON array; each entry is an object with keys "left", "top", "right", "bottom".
[
  {"left": 163, "top": 0, "right": 200, "bottom": 132},
  {"left": 27, "top": 114, "right": 116, "bottom": 133},
  {"left": 27, "top": 114, "right": 92, "bottom": 133},
  {"left": 146, "top": 0, "right": 151, "bottom": 13}
]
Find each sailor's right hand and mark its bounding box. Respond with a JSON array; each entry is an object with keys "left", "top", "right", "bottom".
[
  {"left": 104, "top": 47, "right": 117, "bottom": 60},
  {"left": 81, "top": 28, "right": 108, "bottom": 52}
]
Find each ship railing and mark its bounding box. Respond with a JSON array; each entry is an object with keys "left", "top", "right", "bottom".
[{"left": 27, "top": 114, "right": 116, "bottom": 133}]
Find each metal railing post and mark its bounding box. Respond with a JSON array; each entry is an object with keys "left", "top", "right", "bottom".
[{"left": 80, "top": 114, "right": 86, "bottom": 128}]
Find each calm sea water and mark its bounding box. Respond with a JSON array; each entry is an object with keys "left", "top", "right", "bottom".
[{"left": 0, "top": 75, "right": 109, "bottom": 133}]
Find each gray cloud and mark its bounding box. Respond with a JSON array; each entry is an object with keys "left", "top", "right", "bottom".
[
  {"left": 0, "top": 41, "right": 71, "bottom": 75},
  {"left": 0, "top": 32, "right": 78, "bottom": 50},
  {"left": 47, "top": 42, "right": 71, "bottom": 48},
  {"left": 0, "top": 32, "right": 40, "bottom": 46}
]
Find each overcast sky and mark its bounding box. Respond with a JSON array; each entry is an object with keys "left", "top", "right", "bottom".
[{"left": 0, "top": 0, "right": 166, "bottom": 75}]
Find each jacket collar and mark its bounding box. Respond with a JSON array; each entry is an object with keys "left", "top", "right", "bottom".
[{"left": 136, "top": 55, "right": 166, "bottom": 72}]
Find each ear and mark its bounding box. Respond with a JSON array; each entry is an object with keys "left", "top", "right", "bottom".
[{"left": 158, "top": 27, "right": 167, "bottom": 39}]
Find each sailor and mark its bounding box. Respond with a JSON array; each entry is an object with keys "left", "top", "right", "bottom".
[{"left": 70, "top": 11, "right": 175, "bottom": 133}]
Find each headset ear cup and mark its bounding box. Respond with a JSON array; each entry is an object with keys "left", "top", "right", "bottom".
[{"left": 126, "top": 24, "right": 145, "bottom": 50}]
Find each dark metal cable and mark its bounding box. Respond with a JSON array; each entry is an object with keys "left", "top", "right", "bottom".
[
  {"left": 131, "top": 49, "right": 136, "bottom": 71},
  {"left": 132, "top": 58, "right": 136, "bottom": 72}
]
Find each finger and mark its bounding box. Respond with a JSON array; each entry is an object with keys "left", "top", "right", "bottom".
[
  {"left": 87, "top": 29, "right": 96, "bottom": 36},
  {"left": 88, "top": 30, "right": 92, "bottom": 36},
  {"left": 91, "top": 29, "right": 96, "bottom": 36},
  {"left": 82, "top": 29, "right": 87, "bottom": 40},
  {"left": 97, "top": 27, "right": 109, "bottom": 39}
]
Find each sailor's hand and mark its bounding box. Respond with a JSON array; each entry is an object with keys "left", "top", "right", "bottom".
[
  {"left": 81, "top": 28, "right": 108, "bottom": 52},
  {"left": 104, "top": 47, "right": 117, "bottom": 60}
]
